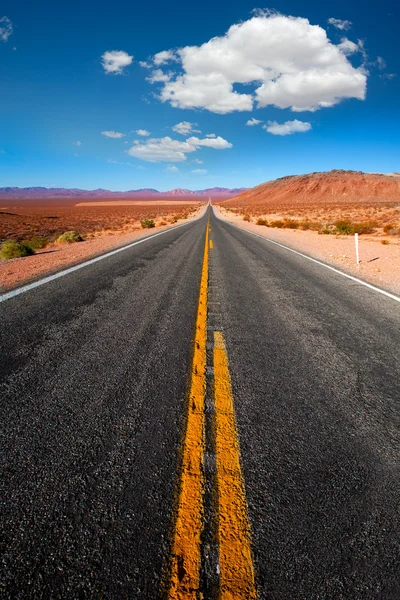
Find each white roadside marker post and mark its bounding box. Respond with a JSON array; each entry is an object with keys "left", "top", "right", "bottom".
[{"left": 355, "top": 232, "right": 360, "bottom": 265}]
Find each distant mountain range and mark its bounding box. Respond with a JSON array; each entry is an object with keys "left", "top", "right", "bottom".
[{"left": 0, "top": 186, "right": 247, "bottom": 200}]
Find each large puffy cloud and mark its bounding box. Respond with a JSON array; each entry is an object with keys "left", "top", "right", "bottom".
[
  {"left": 101, "top": 50, "right": 133, "bottom": 74},
  {"left": 0, "top": 16, "right": 13, "bottom": 42},
  {"left": 263, "top": 120, "right": 311, "bottom": 135},
  {"left": 150, "top": 13, "right": 366, "bottom": 114},
  {"left": 127, "top": 135, "right": 232, "bottom": 162}
]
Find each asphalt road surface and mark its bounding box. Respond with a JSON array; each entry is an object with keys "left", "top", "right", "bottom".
[{"left": 1, "top": 207, "right": 399, "bottom": 599}]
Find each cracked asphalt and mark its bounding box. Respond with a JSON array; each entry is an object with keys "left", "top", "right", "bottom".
[{"left": 1, "top": 208, "right": 399, "bottom": 599}]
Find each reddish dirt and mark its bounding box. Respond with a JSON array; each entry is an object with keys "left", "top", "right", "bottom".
[
  {"left": 0, "top": 203, "right": 200, "bottom": 242},
  {"left": 0, "top": 205, "right": 205, "bottom": 292}
]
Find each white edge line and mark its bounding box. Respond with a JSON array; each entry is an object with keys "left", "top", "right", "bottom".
[
  {"left": 0, "top": 220, "right": 195, "bottom": 303},
  {"left": 214, "top": 209, "right": 400, "bottom": 305}
]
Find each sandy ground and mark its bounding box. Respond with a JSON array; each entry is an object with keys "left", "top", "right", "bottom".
[
  {"left": 0, "top": 206, "right": 206, "bottom": 292},
  {"left": 215, "top": 206, "right": 400, "bottom": 297}
]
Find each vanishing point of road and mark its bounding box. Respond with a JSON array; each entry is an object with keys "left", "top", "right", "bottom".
[{"left": 1, "top": 206, "right": 399, "bottom": 599}]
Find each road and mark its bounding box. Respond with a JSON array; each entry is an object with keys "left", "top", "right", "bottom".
[{"left": 1, "top": 207, "right": 399, "bottom": 599}]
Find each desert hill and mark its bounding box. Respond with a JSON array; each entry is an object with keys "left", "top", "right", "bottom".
[{"left": 222, "top": 171, "right": 400, "bottom": 211}]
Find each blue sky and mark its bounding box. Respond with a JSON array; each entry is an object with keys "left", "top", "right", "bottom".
[{"left": 0, "top": 0, "right": 398, "bottom": 191}]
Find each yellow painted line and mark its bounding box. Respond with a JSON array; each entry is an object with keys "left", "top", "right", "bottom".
[
  {"left": 210, "top": 239, "right": 213, "bottom": 249},
  {"left": 213, "top": 331, "right": 258, "bottom": 600},
  {"left": 166, "top": 219, "right": 209, "bottom": 599}
]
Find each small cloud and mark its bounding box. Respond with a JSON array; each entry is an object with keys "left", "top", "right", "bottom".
[
  {"left": 380, "top": 73, "right": 397, "bottom": 80},
  {"left": 74, "top": 141, "right": 82, "bottom": 146},
  {"left": 101, "top": 50, "right": 133, "bottom": 75},
  {"left": 101, "top": 130, "right": 125, "bottom": 139},
  {"left": 172, "top": 121, "right": 200, "bottom": 135},
  {"left": 146, "top": 69, "right": 172, "bottom": 83},
  {"left": 136, "top": 129, "right": 150, "bottom": 136},
  {"left": 263, "top": 119, "right": 311, "bottom": 136},
  {"left": 246, "top": 118, "right": 263, "bottom": 126},
  {"left": 136, "top": 165, "right": 146, "bottom": 170},
  {"left": 338, "top": 38, "right": 360, "bottom": 56},
  {"left": 107, "top": 158, "right": 133, "bottom": 166},
  {"left": 205, "top": 133, "right": 216, "bottom": 138},
  {"left": 166, "top": 164, "right": 180, "bottom": 173},
  {"left": 127, "top": 135, "right": 232, "bottom": 163},
  {"left": 192, "top": 169, "right": 207, "bottom": 175},
  {"left": 328, "top": 17, "right": 352, "bottom": 31},
  {"left": 193, "top": 159, "right": 204, "bottom": 164},
  {"left": 12, "top": 46, "right": 16, "bottom": 51},
  {"left": 0, "top": 16, "right": 13, "bottom": 42},
  {"left": 153, "top": 50, "right": 177, "bottom": 65},
  {"left": 376, "top": 56, "right": 386, "bottom": 70},
  {"left": 139, "top": 61, "right": 151, "bottom": 68}
]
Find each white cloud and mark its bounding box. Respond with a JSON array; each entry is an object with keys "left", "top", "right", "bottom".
[
  {"left": 186, "top": 136, "right": 232, "bottom": 149},
  {"left": 101, "top": 130, "right": 125, "bottom": 139},
  {"left": 74, "top": 141, "right": 82, "bottom": 146},
  {"left": 263, "top": 119, "right": 312, "bottom": 135},
  {"left": 149, "top": 13, "right": 366, "bottom": 114},
  {"left": 101, "top": 50, "right": 133, "bottom": 75},
  {"left": 166, "top": 164, "right": 180, "bottom": 173},
  {"left": 193, "top": 159, "right": 204, "bottom": 164},
  {"left": 0, "top": 17, "right": 13, "bottom": 42},
  {"left": 328, "top": 18, "right": 352, "bottom": 31},
  {"left": 338, "top": 38, "right": 360, "bottom": 55},
  {"left": 153, "top": 50, "right": 177, "bottom": 65},
  {"left": 127, "top": 135, "right": 232, "bottom": 162},
  {"left": 205, "top": 133, "right": 216, "bottom": 137},
  {"left": 107, "top": 158, "right": 133, "bottom": 166},
  {"left": 376, "top": 56, "right": 386, "bottom": 70},
  {"left": 146, "top": 69, "right": 172, "bottom": 83},
  {"left": 172, "top": 121, "right": 200, "bottom": 135},
  {"left": 136, "top": 129, "right": 150, "bottom": 136},
  {"left": 246, "top": 118, "right": 263, "bottom": 126},
  {"left": 192, "top": 169, "right": 207, "bottom": 175},
  {"left": 139, "top": 61, "right": 151, "bottom": 68}
]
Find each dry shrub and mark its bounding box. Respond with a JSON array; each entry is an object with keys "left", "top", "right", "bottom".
[
  {"left": 56, "top": 231, "right": 83, "bottom": 244},
  {"left": 256, "top": 218, "right": 268, "bottom": 226},
  {"left": 269, "top": 220, "right": 285, "bottom": 228},
  {"left": 243, "top": 214, "right": 251, "bottom": 222},
  {"left": 383, "top": 223, "right": 399, "bottom": 235},
  {"left": 0, "top": 240, "right": 35, "bottom": 259}
]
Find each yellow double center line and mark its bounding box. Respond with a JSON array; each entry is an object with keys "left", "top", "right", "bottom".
[{"left": 166, "top": 219, "right": 257, "bottom": 599}]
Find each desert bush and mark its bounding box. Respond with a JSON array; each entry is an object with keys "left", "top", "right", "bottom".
[
  {"left": 56, "top": 230, "right": 83, "bottom": 244},
  {"left": 140, "top": 218, "right": 155, "bottom": 229},
  {"left": 25, "top": 236, "right": 49, "bottom": 250},
  {"left": 269, "top": 220, "right": 285, "bottom": 228},
  {"left": 383, "top": 223, "right": 399, "bottom": 235},
  {"left": 334, "top": 220, "right": 354, "bottom": 235},
  {"left": 159, "top": 220, "right": 168, "bottom": 226},
  {"left": 256, "top": 218, "right": 268, "bottom": 226},
  {"left": 0, "top": 239, "right": 35, "bottom": 259},
  {"left": 381, "top": 239, "right": 390, "bottom": 245},
  {"left": 243, "top": 214, "right": 251, "bottom": 222},
  {"left": 319, "top": 226, "right": 334, "bottom": 235},
  {"left": 283, "top": 219, "right": 299, "bottom": 229},
  {"left": 334, "top": 220, "right": 377, "bottom": 235},
  {"left": 352, "top": 221, "right": 377, "bottom": 234}
]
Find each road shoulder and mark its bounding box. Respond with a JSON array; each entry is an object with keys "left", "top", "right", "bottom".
[{"left": 214, "top": 205, "right": 400, "bottom": 297}]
